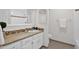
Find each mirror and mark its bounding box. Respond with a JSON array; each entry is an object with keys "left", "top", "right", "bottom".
[{"left": 0, "top": 9, "right": 32, "bottom": 26}]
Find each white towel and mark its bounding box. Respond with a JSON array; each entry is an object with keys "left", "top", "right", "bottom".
[
  {"left": 58, "top": 18, "right": 67, "bottom": 28},
  {"left": 0, "top": 25, "right": 5, "bottom": 45}
]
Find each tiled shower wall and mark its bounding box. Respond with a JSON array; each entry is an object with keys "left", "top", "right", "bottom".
[{"left": 48, "top": 9, "right": 75, "bottom": 45}]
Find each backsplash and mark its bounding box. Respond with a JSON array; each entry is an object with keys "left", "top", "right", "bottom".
[
  {"left": 4, "top": 29, "right": 27, "bottom": 36},
  {"left": 4, "top": 27, "right": 44, "bottom": 36}
]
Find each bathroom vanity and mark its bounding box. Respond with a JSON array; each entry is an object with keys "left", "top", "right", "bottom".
[
  {"left": 0, "top": 28, "right": 44, "bottom": 49},
  {"left": 0, "top": 9, "right": 49, "bottom": 49}
]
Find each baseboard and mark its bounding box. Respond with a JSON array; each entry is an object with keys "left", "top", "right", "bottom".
[
  {"left": 50, "top": 38, "right": 75, "bottom": 46},
  {"left": 48, "top": 34, "right": 75, "bottom": 46}
]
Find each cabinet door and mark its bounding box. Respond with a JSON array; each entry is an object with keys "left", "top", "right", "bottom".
[
  {"left": 0, "top": 44, "right": 15, "bottom": 49},
  {"left": 37, "top": 33, "right": 43, "bottom": 48},
  {"left": 32, "top": 37, "right": 39, "bottom": 49},
  {"left": 13, "top": 41, "right": 22, "bottom": 49},
  {"left": 1, "top": 41, "right": 21, "bottom": 49},
  {"left": 21, "top": 37, "right": 32, "bottom": 49},
  {"left": 43, "top": 30, "right": 49, "bottom": 47},
  {"left": 33, "top": 33, "right": 43, "bottom": 49}
]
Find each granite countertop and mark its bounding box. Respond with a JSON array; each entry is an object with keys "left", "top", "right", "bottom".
[{"left": 0, "top": 30, "right": 43, "bottom": 46}]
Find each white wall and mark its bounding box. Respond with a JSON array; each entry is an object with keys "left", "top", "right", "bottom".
[
  {"left": 73, "top": 11, "right": 79, "bottom": 48},
  {"left": 31, "top": 9, "right": 48, "bottom": 28},
  {"left": 31, "top": 9, "right": 38, "bottom": 27},
  {"left": 0, "top": 9, "right": 10, "bottom": 24},
  {"left": 49, "top": 9, "right": 75, "bottom": 45},
  {"left": 0, "top": 9, "right": 34, "bottom": 31},
  {"left": 0, "top": 9, "right": 32, "bottom": 25}
]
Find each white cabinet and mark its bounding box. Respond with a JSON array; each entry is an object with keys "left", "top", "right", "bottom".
[
  {"left": 1, "top": 41, "right": 21, "bottom": 49},
  {"left": 0, "top": 32, "right": 44, "bottom": 49},
  {"left": 33, "top": 33, "right": 43, "bottom": 49},
  {"left": 43, "top": 28, "right": 49, "bottom": 47},
  {"left": 21, "top": 37, "right": 33, "bottom": 49}
]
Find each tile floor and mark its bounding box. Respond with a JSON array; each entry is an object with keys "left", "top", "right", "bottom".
[{"left": 41, "top": 39, "right": 75, "bottom": 49}]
